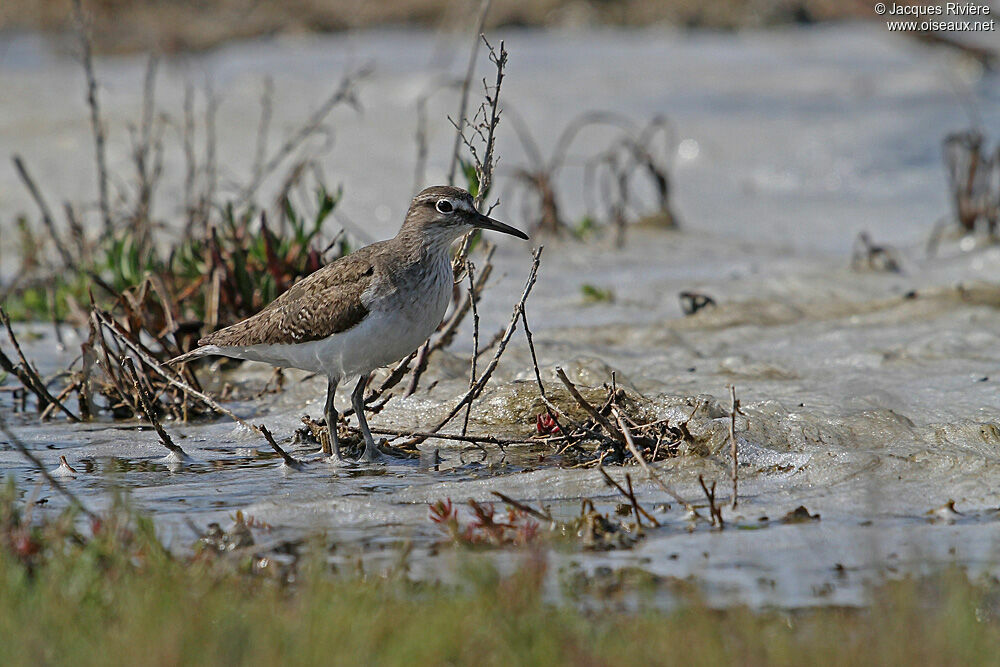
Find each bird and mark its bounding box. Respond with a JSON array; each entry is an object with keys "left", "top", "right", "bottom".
[{"left": 169, "top": 185, "right": 528, "bottom": 462}]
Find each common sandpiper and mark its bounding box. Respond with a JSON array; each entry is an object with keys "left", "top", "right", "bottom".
[{"left": 170, "top": 185, "right": 529, "bottom": 462}]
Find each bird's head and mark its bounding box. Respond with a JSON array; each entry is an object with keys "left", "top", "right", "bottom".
[{"left": 400, "top": 185, "right": 528, "bottom": 250}]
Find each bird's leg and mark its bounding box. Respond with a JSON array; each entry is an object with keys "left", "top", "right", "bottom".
[
  {"left": 352, "top": 373, "right": 381, "bottom": 462},
  {"left": 325, "top": 377, "right": 345, "bottom": 461}
]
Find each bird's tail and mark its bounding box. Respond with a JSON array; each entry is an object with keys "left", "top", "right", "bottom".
[{"left": 166, "top": 347, "right": 213, "bottom": 367}]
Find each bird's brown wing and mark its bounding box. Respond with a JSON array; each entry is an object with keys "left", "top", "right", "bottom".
[{"left": 198, "top": 244, "right": 381, "bottom": 347}]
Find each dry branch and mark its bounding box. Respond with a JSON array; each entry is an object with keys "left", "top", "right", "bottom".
[
  {"left": 453, "top": 36, "right": 508, "bottom": 265},
  {"left": 72, "top": 0, "right": 112, "bottom": 237},
  {"left": 122, "top": 357, "right": 187, "bottom": 459},
  {"left": 461, "top": 264, "right": 481, "bottom": 436},
  {"left": 259, "top": 424, "right": 302, "bottom": 469},
  {"left": 448, "top": 0, "right": 494, "bottom": 185},
  {"left": 12, "top": 156, "right": 75, "bottom": 269},
  {"left": 237, "top": 64, "right": 371, "bottom": 205},
  {"left": 521, "top": 308, "right": 584, "bottom": 452},
  {"left": 0, "top": 310, "right": 79, "bottom": 422},
  {"left": 699, "top": 474, "right": 724, "bottom": 528},
  {"left": 598, "top": 466, "right": 660, "bottom": 528},
  {"left": 95, "top": 310, "right": 246, "bottom": 426},
  {"left": 728, "top": 384, "right": 739, "bottom": 509},
  {"left": 367, "top": 426, "right": 555, "bottom": 448},
  {"left": 556, "top": 368, "right": 624, "bottom": 443},
  {"left": 491, "top": 491, "right": 553, "bottom": 522}
]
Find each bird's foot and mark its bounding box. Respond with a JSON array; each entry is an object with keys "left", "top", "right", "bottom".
[
  {"left": 358, "top": 438, "right": 418, "bottom": 464},
  {"left": 321, "top": 438, "right": 409, "bottom": 465},
  {"left": 324, "top": 453, "right": 357, "bottom": 468},
  {"left": 359, "top": 438, "right": 385, "bottom": 463}
]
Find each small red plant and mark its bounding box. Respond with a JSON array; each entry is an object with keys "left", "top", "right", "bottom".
[
  {"left": 430, "top": 498, "right": 540, "bottom": 547},
  {"left": 536, "top": 412, "right": 560, "bottom": 435}
]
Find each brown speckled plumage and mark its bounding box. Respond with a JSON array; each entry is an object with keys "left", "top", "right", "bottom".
[{"left": 199, "top": 243, "right": 379, "bottom": 347}]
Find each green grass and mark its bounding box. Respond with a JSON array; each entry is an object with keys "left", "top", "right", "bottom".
[{"left": 1, "top": 485, "right": 999, "bottom": 666}]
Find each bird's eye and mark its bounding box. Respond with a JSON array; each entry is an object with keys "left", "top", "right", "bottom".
[{"left": 436, "top": 199, "right": 453, "bottom": 214}]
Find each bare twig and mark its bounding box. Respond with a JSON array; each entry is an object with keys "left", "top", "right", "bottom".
[
  {"left": 461, "top": 264, "right": 480, "bottom": 436},
  {"left": 258, "top": 424, "right": 303, "bottom": 469},
  {"left": 556, "top": 368, "right": 624, "bottom": 443},
  {"left": 182, "top": 84, "right": 196, "bottom": 230},
  {"left": 12, "top": 155, "right": 75, "bottom": 269},
  {"left": 413, "top": 91, "right": 430, "bottom": 193},
  {"left": 472, "top": 37, "right": 505, "bottom": 210},
  {"left": 95, "top": 311, "right": 319, "bottom": 468},
  {"left": 448, "top": 0, "right": 493, "bottom": 185},
  {"left": 598, "top": 466, "right": 660, "bottom": 527},
  {"left": 321, "top": 422, "right": 553, "bottom": 449},
  {"left": 491, "top": 491, "right": 554, "bottom": 522},
  {"left": 729, "top": 384, "right": 741, "bottom": 509},
  {"left": 63, "top": 202, "right": 91, "bottom": 266},
  {"left": 38, "top": 380, "right": 81, "bottom": 421},
  {"left": 521, "top": 306, "right": 579, "bottom": 450},
  {"left": 122, "top": 357, "right": 187, "bottom": 458},
  {"left": 72, "top": 0, "right": 112, "bottom": 237},
  {"left": 48, "top": 287, "right": 65, "bottom": 351},
  {"left": 94, "top": 309, "right": 248, "bottom": 427},
  {"left": 625, "top": 473, "right": 647, "bottom": 529},
  {"left": 0, "top": 310, "right": 79, "bottom": 421},
  {"left": 198, "top": 79, "right": 219, "bottom": 231},
  {"left": 698, "top": 474, "right": 724, "bottom": 528},
  {"left": 90, "top": 310, "right": 140, "bottom": 416},
  {"left": 453, "top": 37, "right": 508, "bottom": 264},
  {"left": 252, "top": 76, "right": 274, "bottom": 186},
  {"left": 126, "top": 53, "right": 163, "bottom": 244},
  {"left": 404, "top": 342, "right": 431, "bottom": 397},
  {"left": 237, "top": 65, "right": 371, "bottom": 204}
]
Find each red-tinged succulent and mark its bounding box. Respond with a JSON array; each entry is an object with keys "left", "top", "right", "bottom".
[
  {"left": 431, "top": 498, "right": 542, "bottom": 548},
  {"left": 429, "top": 498, "right": 456, "bottom": 524},
  {"left": 536, "top": 412, "right": 560, "bottom": 435}
]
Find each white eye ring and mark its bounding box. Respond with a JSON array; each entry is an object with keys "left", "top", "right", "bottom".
[{"left": 436, "top": 199, "right": 453, "bottom": 214}]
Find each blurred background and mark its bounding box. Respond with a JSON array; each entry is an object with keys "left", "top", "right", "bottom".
[
  {"left": 2, "top": 0, "right": 998, "bottom": 256},
  {"left": 3, "top": 1, "right": 872, "bottom": 53}
]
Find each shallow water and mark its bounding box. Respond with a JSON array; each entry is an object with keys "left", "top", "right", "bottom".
[{"left": 3, "top": 24, "right": 1000, "bottom": 608}]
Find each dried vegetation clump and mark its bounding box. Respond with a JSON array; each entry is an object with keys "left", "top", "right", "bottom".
[
  {"left": 429, "top": 494, "right": 643, "bottom": 551},
  {"left": 506, "top": 111, "right": 681, "bottom": 245},
  {"left": 943, "top": 130, "right": 999, "bottom": 238},
  {"left": 928, "top": 130, "right": 1000, "bottom": 254}
]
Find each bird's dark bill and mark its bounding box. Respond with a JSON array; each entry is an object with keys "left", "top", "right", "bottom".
[{"left": 472, "top": 212, "right": 529, "bottom": 239}]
